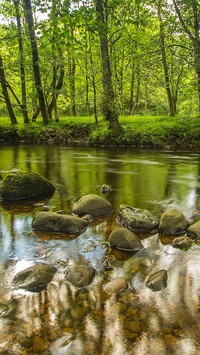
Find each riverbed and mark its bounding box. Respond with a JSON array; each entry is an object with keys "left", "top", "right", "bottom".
[{"left": 0, "top": 145, "right": 200, "bottom": 354}]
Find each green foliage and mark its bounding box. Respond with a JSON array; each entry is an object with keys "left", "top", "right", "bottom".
[
  {"left": 0, "top": 0, "right": 200, "bottom": 121},
  {"left": 0, "top": 114, "right": 200, "bottom": 148}
]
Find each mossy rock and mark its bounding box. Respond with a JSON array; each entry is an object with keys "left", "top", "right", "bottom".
[
  {"left": 109, "top": 227, "right": 143, "bottom": 251},
  {"left": 65, "top": 265, "right": 96, "bottom": 287},
  {"left": 32, "top": 212, "right": 89, "bottom": 234},
  {"left": 0, "top": 172, "right": 55, "bottom": 201},
  {"left": 72, "top": 194, "right": 113, "bottom": 217}
]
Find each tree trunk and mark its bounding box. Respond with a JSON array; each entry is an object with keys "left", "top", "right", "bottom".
[
  {"left": 173, "top": 0, "right": 200, "bottom": 111},
  {"left": 158, "top": 0, "right": 176, "bottom": 116},
  {"left": 192, "top": 0, "right": 200, "bottom": 110},
  {"left": 0, "top": 55, "right": 18, "bottom": 124},
  {"left": 129, "top": 62, "right": 135, "bottom": 114},
  {"left": 47, "top": 64, "right": 64, "bottom": 121},
  {"left": 14, "top": 0, "right": 29, "bottom": 123},
  {"left": 23, "top": 0, "right": 49, "bottom": 124},
  {"left": 85, "top": 33, "right": 91, "bottom": 116},
  {"left": 132, "top": 63, "right": 141, "bottom": 114},
  {"left": 68, "top": 55, "right": 76, "bottom": 116},
  {"left": 88, "top": 33, "right": 98, "bottom": 124},
  {"left": 95, "top": 0, "right": 122, "bottom": 133}
]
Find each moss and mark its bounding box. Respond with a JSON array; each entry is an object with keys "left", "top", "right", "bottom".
[{"left": 1, "top": 172, "right": 55, "bottom": 201}]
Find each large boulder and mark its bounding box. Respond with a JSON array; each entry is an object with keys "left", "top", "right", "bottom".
[
  {"left": 32, "top": 212, "right": 89, "bottom": 234},
  {"left": 187, "top": 220, "right": 200, "bottom": 239},
  {"left": 65, "top": 265, "right": 95, "bottom": 287},
  {"left": 0, "top": 172, "right": 55, "bottom": 201},
  {"left": 109, "top": 227, "right": 143, "bottom": 251},
  {"left": 146, "top": 270, "right": 168, "bottom": 292},
  {"left": 118, "top": 205, "right": 159, "bottom": 233},
  {"left": 72, "top": 194, "right": 113, "bottom": 217},
  {"left": 159, "top": 209, "right": 189, "bottom": 235},
  {"left": 12, "top": 263, "right": 57, "bottom": 292}
]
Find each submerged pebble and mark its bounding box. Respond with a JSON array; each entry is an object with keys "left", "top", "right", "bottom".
[{"left": 104, "top": 277, "right": 128, "bottom": 294}]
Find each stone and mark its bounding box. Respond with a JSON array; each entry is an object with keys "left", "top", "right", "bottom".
[
  {"left": 124, "top": 317, "right": 143, "bottom": 334},
  {"left": 33, "top": 335, "right": 47, "bottom": 352},
  {"left": 159, "top": 209, "right": 189, "bottom": 235},
  {"left": 0, "top": 172, "right": 55, "bottom": 201},
  {"left": 50, "top": 333, "right": 75, "bottom": 355},
  {"left": 100, "top": 184, "right": 112, "bottom": 194},
  {"left": 172, "top": 235, "right": 192, "bottom": 250},
  {"left": 118, "top": 205, "right": 159, "bottom": 233},
  {"left": 32, "top": 211, "right": 88, "bottom": 234},
  {"left": 71, "top": 306, "right": 87, "bottom": 319},
  {"left": 109, "top": 227, "right": 143, "bottom": 251},
  {"left": 146, "top": 270, "right": 168, "bottom": 292},
  {"left": 72, "top": 194, "right": 113, "bottom": 217},
  {"left": 103, "top": 277, "right": 128, "bottom": 294},
  {"left": 65, "top": 265, "right": 95, "bottom": 287},
  {"left": 12, "top": 263, "right": 57, "bottom": 292},
  {"left": 187, "top": 220, "right": 200, "bottom": 239}
]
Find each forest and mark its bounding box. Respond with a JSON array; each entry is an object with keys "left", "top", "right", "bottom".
[{"left": 0, "top": 0, "right": 200, "bottom": 131}]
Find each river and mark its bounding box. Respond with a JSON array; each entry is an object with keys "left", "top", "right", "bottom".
[{"left": 0, "top": 145, "right": 200, "bottom": 354}]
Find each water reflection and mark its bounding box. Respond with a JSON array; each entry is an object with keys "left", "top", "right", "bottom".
[{"left": 1, "top": 146, "right": 200, "bottom": 353}]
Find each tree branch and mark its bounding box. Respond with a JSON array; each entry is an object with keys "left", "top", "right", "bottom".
[{"left": 172, "top": 0, "right": 194, "bottom": 43}]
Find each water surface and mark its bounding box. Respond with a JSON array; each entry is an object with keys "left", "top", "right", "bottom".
[{"left": 0, "top": 145, "right": 200, "bottom": 354}]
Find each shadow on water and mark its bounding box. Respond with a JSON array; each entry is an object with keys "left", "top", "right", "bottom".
[{"left": 1, "top": 146, "right": 200, "bottom": 354}]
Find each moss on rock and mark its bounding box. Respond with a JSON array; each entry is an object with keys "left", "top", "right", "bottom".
[{"left": 0, "top": 172, "right": 55, "bottom": 201}]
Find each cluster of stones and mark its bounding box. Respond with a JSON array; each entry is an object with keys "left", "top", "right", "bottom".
[{"left": 0, "top": 172, "right": 198, "bottom": 293}]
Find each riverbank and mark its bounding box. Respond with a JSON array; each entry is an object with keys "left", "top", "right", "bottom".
[{"left": 0, "top": 115, "right": 200, "bottom": 149}]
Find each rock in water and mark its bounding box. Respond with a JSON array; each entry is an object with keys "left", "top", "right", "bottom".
[
  {"left": 72, "top": 194, "right": 113, "bottom": 217},
  {"left": 118, "top": 205, "right": 159, "bottom": 233},
  {"left": 159, "top": 209, "right": 189, "bottom": 235},
  {"left": 172, "top": 235, "right": 192, "bottom": 250},
  {"left": 146, "top": 270, "right": 168, "bottom": 292},
  {"left": 65, "top": 265, "right": 95, "bottom": 287},
  {"left": 0, "top": 172, "right": 55, "bottom": 201},
  {"left": 12, "top": 263, "right": 57, "bottom": 292},
  {"left": 187, "top": 220, "right": 200, "bottom": 239},
  {"left": 32, "top": 212, "right": 88, "bottom": 234},
  {"left": 100, "top": 184, "right": 112, "bottom": 194},
  {"left": 104, "top": 277, "right": 128, "bottom": 294},
  {"left": 109, "top": 227, "right": 143, "bottom": 251}
]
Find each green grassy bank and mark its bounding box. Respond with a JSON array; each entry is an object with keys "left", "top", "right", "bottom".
[{"left": 0, "top": 115, "right": 200, "bottom": 149}]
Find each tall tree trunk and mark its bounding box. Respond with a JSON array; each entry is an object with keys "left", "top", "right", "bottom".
[
  {"left": 129, "top": 61, "right": 135, "bottom": 114},
  {"left": 23, "top": 0, "right": 49, "bottom": 124},
  {"left": 85, "top": 32, "right": 91, "bottom": 116},
  {"left": 132, "top": 63, "right": 141, "bottom": 114},
  {"left": 95, "top": 0, "right": 122, "bottom": 133},
  {"left": 158, "top": 0, "right": 176, "bottom": 116},
  {"left": 68, "top": 54, "right": 76, "bottom": 116},
  {"left": 14, "top": 0, "right": 29, "bottom": 123},
  {"left": 0, "top": 56, "right": 18, "bottom": 124},
  {"left": 173, "top": 0, "right": 200, "bottom": 111},
  {"left": 88, "top": 33, "right": 98, "bottom": 124},
  {"left": 48, "top": 64, "right": 64, "bottom": 120}
]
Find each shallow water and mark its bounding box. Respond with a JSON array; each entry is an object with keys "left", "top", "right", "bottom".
[{"left": 0, "top": 145, "right": 200, "bottom": 354}]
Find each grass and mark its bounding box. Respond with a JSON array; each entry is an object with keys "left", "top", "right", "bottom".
[{"left": 0, "top": 114, "right": 200, "bottom": 148}]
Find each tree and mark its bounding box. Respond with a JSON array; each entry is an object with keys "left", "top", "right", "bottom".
[
  {"left": 172, "top": 0, "right": 200, "bottom": 111},
  {"left": 0, "top": 55, "right": 18, "bottom": 124},
  {"left": 13, "top": 0, "right": 29, "bottom": 123},
  {"left": 23, "top": 0, "right": 49, "bottom": 124},
  {"left": 95, "top": 0, "right": 122, "bottom": 133},
  {"left": 157, "top": 0, "right": 175, "bottom": 116}
]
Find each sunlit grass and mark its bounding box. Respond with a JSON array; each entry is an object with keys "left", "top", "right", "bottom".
[{"left": 0, "top": 114, "right": 200, "bottom": 147}]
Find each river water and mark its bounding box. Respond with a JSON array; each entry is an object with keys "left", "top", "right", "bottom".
[{"left": 0, "top": 145, "right": 200, "bottom": 354}]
